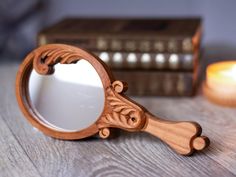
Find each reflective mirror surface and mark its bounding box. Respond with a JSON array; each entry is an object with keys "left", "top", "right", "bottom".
[{"left": 28, "top": 60, "right": 105, "bottom": 132}]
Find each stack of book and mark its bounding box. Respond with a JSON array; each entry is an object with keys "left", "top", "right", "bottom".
[{"left": 38, "top": 18, "right": 201, "bottom": 96}]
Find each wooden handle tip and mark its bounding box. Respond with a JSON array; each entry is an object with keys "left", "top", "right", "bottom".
[{"left": 192, "top": 136, "right": 210, "bottom": 151}]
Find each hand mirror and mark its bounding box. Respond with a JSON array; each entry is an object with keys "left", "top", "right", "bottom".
[{"left": 16, "top": 44, "right": 209, "bottom": 155}]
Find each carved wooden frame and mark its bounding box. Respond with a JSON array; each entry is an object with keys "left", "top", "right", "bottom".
[{"left": 16, "top": 44, "right": 209, "bottom": 155}]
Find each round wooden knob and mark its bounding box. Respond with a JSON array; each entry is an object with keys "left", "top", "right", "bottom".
[
  {"left": 99, "top": 128, "right": 110, "bottom": 139},
  {"left": 192, "top": 136, "right": 210, "bottom": 150},
  {"left": 112, "top": 81, "right": 128, "bottom": 93}
]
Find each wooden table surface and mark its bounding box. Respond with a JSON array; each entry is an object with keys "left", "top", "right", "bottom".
[{"left": 1, "top": 64, "right": 236, "bottom": 177}]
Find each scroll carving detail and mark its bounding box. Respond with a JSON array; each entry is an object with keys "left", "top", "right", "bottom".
[
  {"left": 32, "top": 45, "right": 84, "bottom": 75},
  {"left": 98, "top": 81, "right": 146, "bottom": 137}
]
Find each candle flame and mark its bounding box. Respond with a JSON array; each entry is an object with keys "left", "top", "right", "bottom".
[{"left": 220, "top": 64, "right": 236, "bottom": 81}]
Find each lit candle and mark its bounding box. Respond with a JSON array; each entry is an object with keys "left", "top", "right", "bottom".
[{"left": 203, "top": 61, "right": 236, "bottom": 107}]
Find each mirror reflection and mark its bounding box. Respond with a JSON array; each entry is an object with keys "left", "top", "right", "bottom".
[{"left": 28, "top": 59, "right": 105, "bottom": 132}]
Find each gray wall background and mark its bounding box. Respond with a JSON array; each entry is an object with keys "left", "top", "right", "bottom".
[{"left": 0, "top": 0, "right": 236, "bottom": 62}]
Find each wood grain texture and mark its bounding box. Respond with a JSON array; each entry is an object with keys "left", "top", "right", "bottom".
[
  {"left": 0, "top": 114, "right": 41, "bottom": 177},
  {"left": 142, "top": 113, "right": 209, "bottom": 155},
  {"left": 1, "top": 64, "right": 236, "bottom": 177}
]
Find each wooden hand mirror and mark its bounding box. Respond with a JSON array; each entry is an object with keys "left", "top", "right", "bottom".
[{"left": 16, "top": 44, "right": 210, "bottom": 155}]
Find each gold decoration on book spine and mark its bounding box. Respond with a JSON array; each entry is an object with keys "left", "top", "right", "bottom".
[
  {"left": 155, "top": 54, "right": 166, "bottom": 69},
  {"left": 182, "top": 38, "right": 193, "bottom": 52},
  {"left": 112, "top": 52, "right": 123, "bottom": 68},
  {"left": 126, "top": 53, "right": 137, "bottom": 68},
  {"left": 95, "top": 51, "right": 195, "bottom": 71},
  {"left": 111, "top": 39, "right": 122, "bottom": 50},
  {"left": 141, "top": 53, "right": 151, "bottom": 69},
  {"left": 140, "top": 40, "right": 151, "bottom": 52},
  {"left": 168, "top": 40, "right": 178, "bottom": 52},
  {"left": 154, "top": 41, "right": 164, "bottom": 52},
  {"left": 99, "top": 52, "right": 110, "bottom": 63},
  {"left": 169, "top": 54, "right": 179, "bottom": 69},
  {"left": 97, "top": 38, "right": 108, "bottom": 50},
  {"left": 125, "top": 41, "right": 136, "bottom": 51}
]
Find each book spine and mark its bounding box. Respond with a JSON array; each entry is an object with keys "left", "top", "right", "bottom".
[
  {"left": 37, "top": 33, "right": 200, "bottom": 54},
  {"left": 93, "top": 51, "right": 198, "bottom": 71},
  {"left": 113, "top": 71, "right": 195, "bottom": 96}
]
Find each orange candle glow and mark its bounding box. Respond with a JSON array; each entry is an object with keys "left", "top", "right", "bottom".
[{"left": 203, "top": 61, "right": 236, "bottom": 107}]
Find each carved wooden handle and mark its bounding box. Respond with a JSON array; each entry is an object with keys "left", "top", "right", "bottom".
[{"left": 142, "top": 113, "right": 210, "bottom": 155}]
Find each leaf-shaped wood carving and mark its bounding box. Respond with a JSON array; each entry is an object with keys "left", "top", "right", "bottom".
[
  {"left": 31, "top": 44, "right": 87, "bottom": 75},
  {"left": 98, "top": 84, "right": 146, "bottom": 132}
]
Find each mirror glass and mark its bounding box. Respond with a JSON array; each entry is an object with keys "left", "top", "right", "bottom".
[{"left": 28, "top": 59, "right": 105, "bottom": 132}]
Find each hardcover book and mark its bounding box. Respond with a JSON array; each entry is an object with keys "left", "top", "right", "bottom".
[
  {"left": 113, "top": 70, "right": 195, "bottom": 96},
  {"left": 38, "top": 18, "right": 202, "bottom": 54}
]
